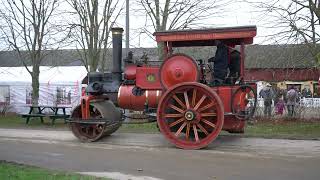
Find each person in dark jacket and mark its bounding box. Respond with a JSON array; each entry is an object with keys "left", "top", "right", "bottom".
[
  {"left": 212, "top": 41, "right": 229, "bottom": 85},
  {"left": 226, "top": 49, "right": 241, "bottom": 84}
]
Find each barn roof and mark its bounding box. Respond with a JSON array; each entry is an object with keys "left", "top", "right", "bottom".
[
  {"left": 245, "top": 44, "right": 319, "bottom": 69},
  {"left": 0, "top": 44, "right": 318, "bottom": 69}
]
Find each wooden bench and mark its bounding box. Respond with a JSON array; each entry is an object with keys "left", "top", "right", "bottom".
[
  {"left": 21, "top": 105, "right": 71, "bottom": 125},
  {"left": 21, "top": 114, "right": 46, "bottom": 124}
]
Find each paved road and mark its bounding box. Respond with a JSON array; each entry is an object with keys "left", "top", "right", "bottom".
[{"left": 0, "top": 128, "right": 319, "bottom": 180}]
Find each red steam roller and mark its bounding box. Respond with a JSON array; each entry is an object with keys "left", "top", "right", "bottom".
[{"left": 68, "top": 26, "right": 257, "bottom": 149}]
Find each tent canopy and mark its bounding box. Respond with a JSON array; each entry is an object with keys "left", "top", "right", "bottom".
[{"left": 0, "top": 66, "right": 87, "bottom": 85}]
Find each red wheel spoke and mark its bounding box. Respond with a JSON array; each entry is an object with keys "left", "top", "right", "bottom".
[
  {"left": 197, "top": 123, "right": 209, "bottom": 135},
  {"left": 201, "top": 118, "right": 216, "bottom": 128},
  {"left": 168, "top": 104, "right": 184, "bottom": 113},
  {"left": 175, "top": 122, "right": 187, "bottom": 137},
  {"left": 184, "top": 91, "right": 190, "bottom": 109},
  {"left": 198, "top": 101, "right": 216, "bottom": 112},
  {"left": 169, "top": 117, "right": 185, "bottom": 127},
  {"left": 173, "top": 95, "right": 186, "bottom": 109},
  {"left": 193, "top": 124, "right": 199, "bottom": 142},
  {"left": 194, "top": 95, "right": 207, "bottom": 110},
  {"left": 185, "top": 123, "right": 191, "bottom": 140},
  {"left": 192, "top": 89, "right": 197, "bottom": 107},
  {"left": 201, "top": 112, "right": 217, "bottom": 117},
  {"left": 165, "top": 113, "right": 183, "bottom": 118}
]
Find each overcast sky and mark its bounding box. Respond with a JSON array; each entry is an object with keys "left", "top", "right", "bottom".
[
  {"left": 1, "top": 0, "right": 311, "bottom": 50},
  {"left": 116, "top": 0, "right": 276, "bottom": 48}
]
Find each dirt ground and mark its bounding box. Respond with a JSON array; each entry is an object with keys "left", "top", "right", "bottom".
[{"left": 0, "top": 128, "right": 319, "bottom": 180}]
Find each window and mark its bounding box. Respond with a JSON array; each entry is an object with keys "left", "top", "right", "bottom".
[
  {"left": 56, "top": 86, "right": 71, "bottom": 105},
  {"left": 0, "top": 86, "right": 10, "bottom": 105},
  {"left": 286, "top": 84, "right": 301, "bottom": 92}
]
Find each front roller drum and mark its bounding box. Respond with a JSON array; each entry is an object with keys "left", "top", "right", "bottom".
[
  {"left": 157, "top": 82, "right": 224, "bottom": 149},
  {"left": 69, "top": 100, "right": 122, "bottom": 142}
]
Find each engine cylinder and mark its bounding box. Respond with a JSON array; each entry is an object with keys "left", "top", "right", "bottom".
[{"left": 118, "top": 85, "right": 162, "bottom": 111}]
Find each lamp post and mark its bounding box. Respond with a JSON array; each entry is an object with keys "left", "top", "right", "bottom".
[{"left": 125, "top": 0, "right": 129, "bottom": 55}]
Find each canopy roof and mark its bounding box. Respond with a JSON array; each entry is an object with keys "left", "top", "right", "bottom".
[
  {"left": 154, "top": 26, "right": 257, "bottom": 47},
  {"left": 0, "top": 66, "right": 87, "bottom": 85}
]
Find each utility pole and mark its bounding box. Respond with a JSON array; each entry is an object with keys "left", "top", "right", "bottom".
[{"left": 125, "top": 0, "right": 129, "bottom": 55}]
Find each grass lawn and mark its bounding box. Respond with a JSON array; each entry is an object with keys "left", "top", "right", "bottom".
[
  {"left": 244, "top": 120, "right": 320, "bottom": 140},
  {"left": 0, "top": 115, "right": 320, "bottom": 140},
  {"left": 119, "top": 122, "right": 159, "bottom": 133},
  {"left": 0, "top": 161, "right": 109, "bottom": 180},
  {"left": 0, "top": 116, "right": 68, "bottom": 129},
  {"left": 120, "top": 120, "right": 320, "bottom": 140}
]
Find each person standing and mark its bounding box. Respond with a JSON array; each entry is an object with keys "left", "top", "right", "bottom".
[
  {"left": 259, "top": 83, "right": 274, "bottom": 118},
  {"left": 275, "top": 96, "right": 285, "bottom": 116},
  {"left": 286, "top": 87, "right": 298, "bottom": 117}
]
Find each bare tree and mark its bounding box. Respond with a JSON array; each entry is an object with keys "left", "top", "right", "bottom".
[
  {"left": 136, "top": 0, "right": 230, "bottom": 60},
  {"left": 67, "top": 0, "right": 124, "bottom": 72},
  {"left": 250, "top": 0, "right": 320, "bottom": 64},
  {"left": 0, "top": 0, "right": 66, "bottom": 105}
]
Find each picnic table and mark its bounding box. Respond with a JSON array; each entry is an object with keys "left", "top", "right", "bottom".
[{"left": 21, "top": 105, "right": 72, "bottom": 125}]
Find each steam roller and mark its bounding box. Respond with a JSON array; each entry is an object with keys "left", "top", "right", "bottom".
[{"left": 67, "top": 25, "right": 258, "bottom": 149}]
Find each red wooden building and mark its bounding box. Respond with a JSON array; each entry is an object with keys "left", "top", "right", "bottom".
[{"left": 243, "top": 44, "right": 320, "bottom": 95}]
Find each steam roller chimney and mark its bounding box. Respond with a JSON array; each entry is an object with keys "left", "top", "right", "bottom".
[{"left": 111, "top": 27, "right": 124, "bottom": 74}]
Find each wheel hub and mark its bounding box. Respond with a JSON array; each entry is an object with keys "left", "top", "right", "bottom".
[{"left": 184, "top": 110, "right": 195, "bottom": 121}]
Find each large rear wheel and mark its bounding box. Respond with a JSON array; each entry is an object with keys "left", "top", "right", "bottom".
[{"left": 157, "top": 82, "right": 224, "bottom": 149}]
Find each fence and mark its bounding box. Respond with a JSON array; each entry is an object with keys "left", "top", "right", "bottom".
[
  {"left": 299, "top": 98, "right": 320, "bottom": 108},
  {"left": 255, "top": 98, "right": 320, "bottom": 119}
]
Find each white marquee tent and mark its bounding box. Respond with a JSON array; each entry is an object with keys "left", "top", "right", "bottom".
[{"left": 0, "top": 66, "right": 87, "bottom": 114}]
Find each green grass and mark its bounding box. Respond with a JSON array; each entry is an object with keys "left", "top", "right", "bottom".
[
  {"left": 0, "top": 116, "right": 68, "bottom": 129},
  {"left": 244, "top": 121, "right": 320, "bottom": 140},
  {"left": 0, "top": 161, "right": 109, "bottom": 180},
  {"left": 118, "top": 122, "right": 159, "bottom": 133},
  {"left": 1, "top": 115, "right": 320, "bottom": 140},
  {"left": 118, "top": 120, "right": 320, "bottom": 140}
]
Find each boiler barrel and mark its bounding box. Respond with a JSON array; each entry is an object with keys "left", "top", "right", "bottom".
[{"left": 118, "top": 85, "right": 162, "bottom": 111}]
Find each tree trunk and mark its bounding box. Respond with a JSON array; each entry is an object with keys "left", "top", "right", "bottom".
[
  {"left": 89, "top": 55, "right": 99, "bottom": 72},
  {"left": 31, "top": 66, "right": 40, "bottom": 105}
]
